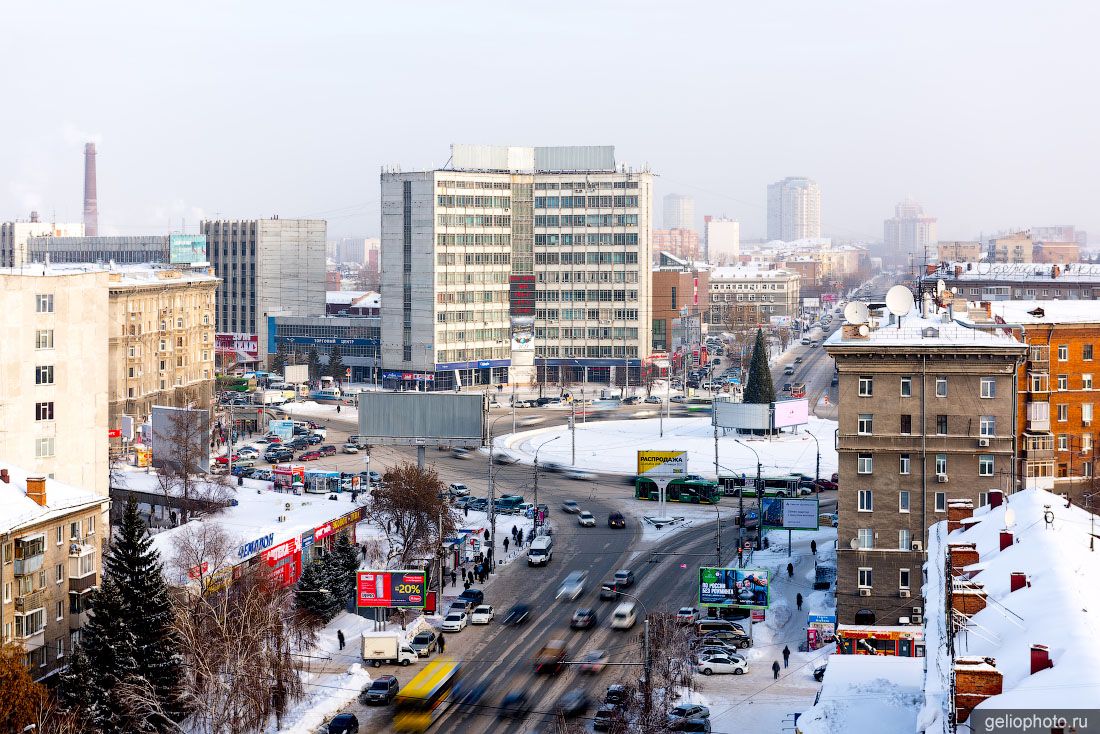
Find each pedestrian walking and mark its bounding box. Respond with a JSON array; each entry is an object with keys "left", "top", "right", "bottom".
[
  {"left": 437, "top": 635, "right": 445, "bottom": 654},
  {"left": 810, "top": 539, "right": 817, "bottom": 556},
  {"left": 337, "top": 630, "right": 345, "bottom": 650},
  {"left": 351, "top": 489, "right": 358, "bottom": 503},
  {"left": 464, "top": 506, "right": 469, "bottom": 518},
  {"left": 450, "top": 570, "right": 457, "bottom": 587},
  {"left": 772, "top": 660, "right": 781, "bottom": 680},
  {"left": 512, "top": 525, "right": 518, "bottom": 539},
  {"left": 787, "top": 562, "right": 794, "bottom": 579},
  {"left": 503, "top": 538, "right": 510, "bottom": 553},
  {"left": 737, "top": 549, "right": 743, "bottom": 567},
  {"left": 484, "top": 529, "right": 490, "bottom": 542},
  {"left": 467, "top": 570, "right": 474, "bottom": 584},
  {"left": 796, "top": 592, "right": 803, "bottom": 611},
  {"left": 360, "top": 544, "right": 367, "bottom": 559},
  {"left": 336, "top": 405, "right": 341, "bottom": 414},
  {"left": 464, "top": 579, "right": 471, "bottom": 591},
  {"left": 783, "top": 645, "right": 791, "bottom": 668}
]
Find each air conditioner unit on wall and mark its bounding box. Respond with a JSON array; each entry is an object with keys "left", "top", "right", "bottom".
[
  {"left": 899, "top": 589, "right": 911, "bottom": 598},
  {"left": 912, "top": 614, "right": 923, "bottom": 624},
  {"left": 859, "top": 587, "right": 872, "bottom": 597},
  {"left": 978, "top": 438, "right": 990, "bottom": 447},
  {"left": 937, "top": 474, "right": 949, "bottom": 483},
  {"left": 911, "top": 541, "right": 924, "bottom": 552},
  {"left": 912, "top": 606, "right": 922, "bottom": 616}
]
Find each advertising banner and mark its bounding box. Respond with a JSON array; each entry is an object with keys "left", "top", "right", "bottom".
[
  {"left": 761, "top": 497, "right": 820, "bottom": 530},
  {"left": 314, "top": 508, "right": 364, "bottom": 542},
  {"left": 269, "top": 420, "right": 295, "bottom": 441},
  {"left": 356, "top": 570, "right": 427, "bottom": 609},
  {"left": 773, "top": 398, "right": 809, "bottom": 428},
  {"left": 699, "top": 567, "right": 771, "bottom": 609},
  {"left": 262, "top": 537, "right": 302, "bottom": 587},
  {"left": 637, "top": 450, "right": 688, "bottom": 478},
  {"left": 169, "top": 234, "right": 208, "bottom": 264}
]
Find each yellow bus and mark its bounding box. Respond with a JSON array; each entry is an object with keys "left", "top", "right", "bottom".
[{"left": 393, "top": 658, "right": 462, "bottom": 732}]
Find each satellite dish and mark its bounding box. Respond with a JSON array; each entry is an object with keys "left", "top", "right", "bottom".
[
  {"left": 858, "top": 324, "right": 870, "bottom": 336},
  {"left": 849, "top": 538, "right": 860, "bottom": 550},
  {"left": 1004, "top": 508, "right": 1016, "bottom": 527},
  {"left": 936, "top": 279, "right": 946, "bottom": 296},
  {"left": 844, "top": 302, "right": 870, "bottom": 324},
  {"left": 885, "top": 285, "right": 915, "bottom": 316}
]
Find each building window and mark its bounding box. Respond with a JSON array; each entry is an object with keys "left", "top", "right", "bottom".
[
  {"left": 1085, "top": 344, "right": 1094, "bottom": 361},
  {"left": 55, "top": 564, "right": 62, "bottom": 583},
  {"left": 858, "top": 489, "right": 873, "bottom": 512},
  {"left": 900, "top": 568, "right": 911, "bottom": 589},
  {"left": 1084, "top": 433, "right": 1093, "bottom": 452},
  {"left": 980, "top": 416, "right": 996, "bottom": 436},
  {"left": 35, "top": 329, "right": 54, "bottom": 349},
  {"left": 857, "top": 454, "right": 873, "bottom": 474},
  {"left": 55, "top": 600, "right": 62, "bottom": 619},
  {"left": 936, "top": 377, "right": 947, "bottom": 397},
  {"left": 1058, "top": 344, "right": 1068, "bottom": 361},
  {"left": 857, "top": 528, "right": 874, "bottom": 549},
  {"left": 935, "top": 491, "right": 947, "bottom": 512},
  {"left": 858, "top": 567, "right": 873, "bottom": 588},
  {"left": 87, "top": 515, "right": 95, "bottom": 534},
  {"left": 899, "top": 529, "right": 911, "bottom": 550},
  {"left": 900, "top": 376, "right": 912, "bottom": 397},
  {"left": 978, "top": 454, "right": 994, "bottom": 476},
  {"left": 36, "top": 294, "right": 54, "bottom": 313},
  {"left": 1085, "top": 374, "right": 1093, "bottom": 390},
  {"left": 55, "top": 527, "right": 62, "bottom": 545},
  {"left": 56, "top": 638, "right": 64, "bottom": 659},
  {"left": 857, "top": 414, "right": 873, "bottom": 435},
  {"left": 35, "top": 437, "right": 55, "bottom": 458},
  {"left": 900, "top": 455, "right": 910, "bottom": 476},
  {"left": 1057, "top": 434, "right": 1068, "bottom": 451},
  {"left": 35, "top": 402, "right": 54, "bottom": 421},
  {"left": 1057, "top": 374, "right": 1069, "bottom": 391},
  {"left": 936, "top": 415, "right": 948, "bottom": 435},
  {"left": 1084, "top": 403, "right": 1095, "bottom": 424},
  {"left": 899, "top": 490, "right": 910, "bottom": 512},
  {"left": 980, "top": 377, "right": 996, "bottom": 398},
  {"left": 935, "top": 453, "right": 948, "bottom": 475},
  {"left": 35, "top": 365, "right": 54, "bottom": 385},
  {"left": 900, "top": 414, "right": 912, "bottom": 434},
  {"left": 858, "top": 376, "right": 873, "bottom": 397},
  {"left": 1058, "top": 404, "right": 1069, "bottom": 422}
]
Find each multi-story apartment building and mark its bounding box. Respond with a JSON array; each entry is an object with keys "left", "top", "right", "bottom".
[
  {"left": 1034, "top": 241, "right": 1080, "bottom": 263},
  {"left": 826, "top": 302, "right": 1024, "bottom": 625},
  {"left": 201, "top": 218, "right": 326, "bottom": 360},
  {"left": 767, "top": 177, "right": 821, "bottom": 242},
  {"left": 969, "top": 300, "right": 1100, "bottom": 492},
  {"left": 707, "top": 265, "right": 800, "bottom": 324},
  {"left": 0, "top": 215, "right": 84, "bottom": 268},
  {"left": 923, "top": 261, "right": 1100, "bottom": 301},
  {"left": 987, "top": 232, "right": 1034, "bottom": 263},
  {"left": 0, "top": 267, "right": 109, "bottom": 497},
  {"left": 652, "top": 254, "right": 709, "bottom": 354},
  {"left": 0, "top": 466, "right": 110, "bottom": 680},
  {"left": 704, "top": 216, "right": 740, "bottom": 265},
  {"left": 883, "top": 198, "right": 937, "bottom": 261},
  {"left": 380, "top": 145, "right": 652, "bottom": 390},
  {"left": 105, "top": 264, "right": 219, "bottom": 431},
  {"left": 663, "top": 193, "right": 695, "bottom": 230},
  {"left": 936, "top": 241, "right": 983, "bottom": 263}
]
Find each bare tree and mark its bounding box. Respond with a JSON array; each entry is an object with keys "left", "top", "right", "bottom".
[
  {"left": 153, "top": 408, "right": 231, "bottom": 523},
  {"left": 778, "top": 325, "right": 792, "bottom": 352},
  {"left": 170, "top": 523, "right": 236, "bottom": 593},
  {"left": 367, "top": 463, "right": 457, "bottom": 569},
  {"left": 641, "top": 362, "right": 658, "bottom": 397},
  {"left": 619, "top": 612, "right": 697, "bottom": 733}
]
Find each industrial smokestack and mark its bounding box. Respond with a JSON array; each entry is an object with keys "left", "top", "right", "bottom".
[{"left": 83, "top": 142, "right": 98, "bottom": 236}]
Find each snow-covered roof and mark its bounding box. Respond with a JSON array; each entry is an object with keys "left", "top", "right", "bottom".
[
  {"left": 986, "top": 300, "right": 1100, "bottom": 325},
  {"left": 926, "top": 261, "right": 1100, "bottom": 283},
  {"left": 921, "top": 488, "right": 1100, "bottom": 730},
  {"left": 825, "top": 305, "right": 1025, "bottom": 349},
  {"left": 0, "top": 462, "right": 106, "bottom": 533},
  {"left": 0, "top": 261, "right": 217, "bottom": 285},
  {"left": 326, "top": 290, "right": 380, "bottom": 308},
  {"left": 709, "top": 265, "right": 798, "bottom": 280},
  {"left": 797, "top": 655, "right": 924, "bottom": 734}
]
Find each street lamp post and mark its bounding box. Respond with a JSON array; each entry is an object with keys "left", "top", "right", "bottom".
[
  {"left": 610, "top": 589, "right": 651, "bottom": 710},
  {"left": 735, "top": 439, "right": 762, "bottom": 550},
  {"left": 533, "top": 436, "right": 561, "bottom": 524},
  {"left": 486, "top": 415, "right": 511, "bottom": 575}
]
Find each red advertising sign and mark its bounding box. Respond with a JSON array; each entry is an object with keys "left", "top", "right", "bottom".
[
  {"left": 262, "top": 537, "right": 303, "bottom": 588},
  {"left": 356, "top": 570, "right": 427, "bottom": 608},
  {"left": 108, "top": 428, "right": 122, "bottom": 438},
  {"left": 313, "top": 508, "right": 364, "bottom": 542}
]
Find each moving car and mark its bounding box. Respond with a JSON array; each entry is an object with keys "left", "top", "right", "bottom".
[
  {"left": 794, "top": 356, "right": 803, "bottom": 364},
  {"left": 783, "top": 366, "right": 796, "bottom": 375},
  {"left": 570, "top": 608, "right": 598, "bottom": 630},
  {"left": 441, "top": 611, "right": 468, "bottom": 632},
  {"left": 557, "top": 570, "right": 587, "bottom": 601},
  {"left": 579, "top": 649, "right": 609, "bottom": 674},
  {"left": 696, "top": 653, "right": 748, "bottom": 675},
  {"left": 599, "top": 581, "right": 620, "bottom": 601},
  {"left": 577, "top": 510, "right": 596, "bottom": 527},
  {"left": 452, "top": 447, "right": 472, "bottom": 459},
  {"left": 561, "top": 500, "right": 581, "bottom": 514},
  {"left": 534, "top": 639, "right": 568, "bottom": 675},
  {"left": 608, "top": 511, "right": 626, "bottom": 528},
  {"left": 556, "top": 689, "right": 591, "bottom": 718},
  {"left": 613, "top": 569, "right": 635, "bottom": 587},
  {"left": 326, "top": 713, "right": 360, "bottom": 734},
  {"left": 408, "top": 630, "right": 438, "bottom": 657},
  {"left": 644, "top": 395, "right": 662, "bottom": 404},
  {"left": 358, "top": 675, "right": 399, "bottom": 705},
  {"left": 565, "top": 468, "right": 596, "bottom": 481},
  {"left": 610, "top": 602, "right": 638, "bottom": 630},
  {"left": 503, "top": 604, "right": 530, "bottom": 625},
  {"left": 499, "top": 691, "right": 532, "bottom": 719},
  {"left": 470, "top": 605, "right": 494, "bottom": 624},
  {"left": 622, "top": 396, "right": 641, "bottom": 405},
  {"left": 813, "top": 478, "right": 839, "bottom": 492}
]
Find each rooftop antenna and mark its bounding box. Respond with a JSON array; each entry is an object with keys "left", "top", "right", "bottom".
[{"left": 885, "top": 285, "right": 915, "bottom": 329}]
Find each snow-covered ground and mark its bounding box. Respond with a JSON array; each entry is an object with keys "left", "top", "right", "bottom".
[
  {"left": 499, "top": 415, "right": 839, "bottom": 479},
  {"left": 796, "top": 655, "right": 924, "bottom": 734}
]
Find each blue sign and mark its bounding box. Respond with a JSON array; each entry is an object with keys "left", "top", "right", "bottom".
[
  {"left": 301, "top": 530, "right": 315, "bottom": 554},
  {"left": 237, "top": 532, "right": 275, "bottom": 560},
  {"left": 275, "top": 336, "right": 379, "bottom": 347},
  {"left": 477, "top": 360, "right": 492, "bottom": 368},
  {"left": 435, "top": 359, "right": 510, "bottom": 371},
  {"left": 807, "top": 614, "right": 836, "bottom": 626}
]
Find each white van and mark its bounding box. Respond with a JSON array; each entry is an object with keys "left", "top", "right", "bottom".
[
  {"left": 611, "top": 602, "right": 638, "bottom": 630},
  {"left": 527, "top": 535, "right": 554, "bottom": 566}
]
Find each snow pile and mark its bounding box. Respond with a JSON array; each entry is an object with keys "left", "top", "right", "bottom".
[
  {"left": 922, "top": 489, "right": 1100, "bottom": 726},
  {"left": 797, "top": 656, "right": 924, "bottom": 734},
  {"left": 499, "top": 416, "right": 838, "bottom": 478}
]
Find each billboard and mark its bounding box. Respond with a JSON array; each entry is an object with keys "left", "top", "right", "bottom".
[
  {"left": 356, "top": 570, "right": 427, "bottom": 609},
  {"left": 637, "top": 450, "right": 688, "bottom": 478},
  {"left": 269, "top": 420, "right": 295, "bottom": 441},
  {"left": 761, "top": 497, "right": 820, "bottom": 530},
  {"left": 150, "top": 405, "right": 211, "bottom": 473},
  {"left": 284, "top": 364, "right": 309, "bottom": 384},
  {"left": 773, "top": 399, "right": 809, "bottom": 429},
  {"left": 357, "top": 392, "right": 486, "bottom": 448},
  {"left": 169, "top": 234, "right": 208, "bottom": 264},
  {"left": 714, "top": 402, "right": 771, "bottom": 430},
  {"left": 699, "top": 567, "right": 771, "bottom": 609}
]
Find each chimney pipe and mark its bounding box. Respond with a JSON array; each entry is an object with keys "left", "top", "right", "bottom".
[
  {"left": 83, "top": 142, "right": 98, "bottom": 236},
  {"left": 988, "top": 490, "right": 1003, "bottom": 508},
  {"left": 0, "top": 468, "right": 8, "bottom": 484},
  {"left": 1010, "top": 572, "right": 1027, "bottom": 592},
  {"left": 1030, "top": 644, "right": 1053, "bottom": 674},
  {"left": 26, "top": 476, "right": 47, "bottom": 507},
  {"left": 1000, "top": 531, "right": 1013, "bottom": 551}
]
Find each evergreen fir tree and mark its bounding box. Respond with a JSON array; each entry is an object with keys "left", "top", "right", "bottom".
[
  {"left": 743, "top": 328, "right": 776, "bottom": 405},
  {"left": 329, "top": 534, "right": 360, "bottom": 609},
  {"left": 307, "top": 348, "right": 322, "bottom": 381},
  {"left": 296, "top": 559, "right": 340, "bottom": 622},
  {"left": 273, "top": 342, "right": 289, "bottom": 374},
  {"left": 327, "top": 345, "right": 346, "bottom": 384}
]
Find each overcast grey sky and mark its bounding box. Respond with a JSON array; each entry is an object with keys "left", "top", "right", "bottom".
[{"left": 2, "top": 1, "right": 1097, "bottom": 241}]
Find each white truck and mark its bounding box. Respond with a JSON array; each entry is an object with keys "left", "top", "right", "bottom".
[
  {"left": 361, "top": 631, "right": 417, "bottom": 668},
  {"left": 527, "top": 535, "right": 554, "bottom": 566},
  {"left": 253, "top": 389, "right": 287, "bottom": 406}
]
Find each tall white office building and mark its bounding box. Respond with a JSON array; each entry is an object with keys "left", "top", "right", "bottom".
[
  {"left": 200, "top": 218, "right": 326, "bottom": 359},
  {"left": 663, "top": 193, "right": 695, "bottom": 230},
  {"left": 704, "top": 217, "right": 740, "bottom": 264},
  {"left": 1, "top": 216, "right": 85, "bottom": 267},
  {"left": 884, "top": 197, "right": 937, "bottom": 261},
  {"left": 766, "top": 177, "right": 821, "bottom": 241},
  {"left": 380, "top": 144, "right": 652, "bottom": 390}
]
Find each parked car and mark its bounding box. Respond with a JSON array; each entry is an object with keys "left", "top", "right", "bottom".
[
  {"left": 457, "top": 588, "right": 484, "bottom": 610},
  {"left": 368, "top": 471, "right": 382, "bottom": 483},
  {"left": 668, "top": 704, "right": 711, "bottom": 724},
  {"left": 342, "top": 443, "right": 360, "bottom": 454},
  {"left": 608, "top": 511, "right": 626, "bottom": 528},
  {"left": 318, "top": 445, "right": 337, "bottom": 457},
  {"left": 814, "top": 478, "right": 839, "bottom": 492},
  {"left": 604, "top": 684, "right": 629, "bottom": 706},
  {"left": 700, "top": 630, "right": 753, "bottom": 649},
  {"left": 579, "top": 649, "right": 609, "bottom": 674},
  {"left": 594, "top": 704, "right": 624, "bottom": 732},
  {"left": 326, "top": 713, "right": 360, "bottom": 734},
  {"left": 570, "top": 608, "right": 598, "bottom": 630},
  {"left": 358, "top": 675, "right": 399, "bottom": 705},
  {"left": 696, "top": 653, "right": 748, "bottom": 675},
  {"left": 677, "top": 607, "right": 701, "bottom": 624},
  {"left": 644, "top": 395, "right": 662, "bottom": 404},
  {"left": 814, "top": 663, "right": 827, "bottom": 681},
  {"left": 448, "top": 482, "right": 470, "bottom": 497},
  {"left": 577, "top": 511, "right": 596, "bottom": 527},
  {"left": 306, "top": 433, "right": 324, "bottom": 445},
  {"left": 441, "top": 611, "right": 468, "bottom": 632},
  {"left": 408, "top": 630, "right": 438, "bottom": 657},
  {"left": 671, "top": 718, "right": 712, "bottom": 732},
  {"left": 561, "top": 500, "right": 581, "bottom": 514},
  {"left": 470, "top": 605, "right": 494, "bottom": 624},
  {"left": 299, "top": 450, "right": 321, "bottom": 461}
]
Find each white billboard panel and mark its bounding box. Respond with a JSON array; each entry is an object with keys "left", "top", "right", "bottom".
[
  {"left": 714, "top": 402, "right": 771, "bottom": 430},
  {"left": 358, "top": 392, "right": 486, "bottom": 447},
  {"left": 284, "top": 364, "right": 309, "bottom": 384},
  {"left": 773, "top": 399, "right": 809, "bottom": 428}
]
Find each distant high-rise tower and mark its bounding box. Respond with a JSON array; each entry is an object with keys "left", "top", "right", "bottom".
[
  {"left": 663, "top": 193, "right": 695, "bottom": 230},
  {"left": 766, "top": 177, "right": 821, "bottom": 241},
  {"left": 83, "top": 143, "right": 98, "bottom": 236},
  {"left": 883, "top": 197, "right": 937, "bottom": 261}
]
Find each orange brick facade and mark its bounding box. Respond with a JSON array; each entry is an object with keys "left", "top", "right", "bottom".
[{"left": 651, "top": 269, "right": 708, "bottom": 353}]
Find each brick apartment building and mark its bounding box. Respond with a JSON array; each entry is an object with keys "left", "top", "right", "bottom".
[
  {"left": 651, "top": 254, "right": 708, "bottom": 353},
  {"left": 826, "top": 300, "right": 1024, "bottom": 625}
]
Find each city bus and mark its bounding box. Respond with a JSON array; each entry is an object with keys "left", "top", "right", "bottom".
[
  {"left": 635, "top": 477, "right": 720, "bottom": 504},
  {"left": 790, "top": 383, "right": 806, "bottom": 398},
  {"left": 718, "top": 474, "right": 803, "bottom": 497},
  {"left": 393, "top": 659, "right": 462, "bottom": 732},
  {"left": 835, "top": 625, "right": 925, "bottom": 657}
]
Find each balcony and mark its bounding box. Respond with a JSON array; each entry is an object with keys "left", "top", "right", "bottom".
[
  {"left": 14, "top": 588, "right": 46, "bottom": 612},
  {"left": 68, "top": 572, "right": 97, "bottom": 594},
  {"left": 838, "top": 433, "right": 1013, "bottom": 453}
]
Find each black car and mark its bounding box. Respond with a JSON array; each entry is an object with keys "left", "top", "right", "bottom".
[
  {"left": 318, "top": 444, "right": 338, "bottom": 457},
  {"left": 359, "top": 675, "right": 399, "bottom": 705},
  {"left": 503, "top": 604, "right": 530, "bottom": 625},
  {"left": 457, "top": 588, "right": 484, "bottom": 609},
  {"left": 556, "top": 689, "right": 590, "bottom": 718},
  {"left": 264, "top": 448, "right": 293, "bottom": 462},
  {"left": 327, "top": 713, "right": 359, "bottom": 734},
  {"left": 594, "top": 704, "right": 624, "bottom": 732},
  {"left": 608, "top": 512, "right": 626, "bottom": 528},
  {"left": 499, "top": 691, "right": 531, "bottom": 719},
  {"left": 622, "top": 396, "right": 641, "bottom": 405},
  {"left": 286, "top": 438, "right": 309, "bottom": 450},
  {"left": 306, "top": 433, "right": 324, "bottom": 445},
  {"left": 605, "top": 684, "right": 629, "bottom": 706}
]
